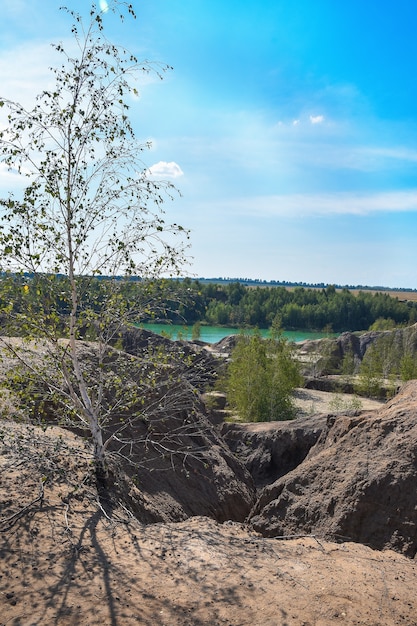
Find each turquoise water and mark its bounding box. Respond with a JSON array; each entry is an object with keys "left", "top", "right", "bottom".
[{"left": 139, "top": 323, "right": 333, "bottom": 344}]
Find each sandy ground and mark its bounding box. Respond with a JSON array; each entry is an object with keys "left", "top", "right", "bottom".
[
  {"left": 1, "top": 393, "right": 416, "bottom": 626},
  {"left": 2, "top": 513, "right": 417, "bottom": 626},
  {"left": 293, "top": 388, "right": 384, "bottom": 417}
]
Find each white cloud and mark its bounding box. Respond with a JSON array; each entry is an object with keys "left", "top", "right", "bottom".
[
  {"left": 147, "top": 161, "right": 184, "bottom": 179},
  {"left": 219, "top": 190, "right": 417, "bottom": 218},
  {"left": 274, "top": 114, "right": 326, "bottom": 130},
  {"left": 0, "top": 41, "right": 63, "bottom": 109},
  {"left": 0, "top": 163, "right": 29, "bottom": 192},
  {"left": 0, "top": 163, "right": 18, "bottom": 182},
  {"left": 309, "top": 114, "right": 325, "bottom": 124}
]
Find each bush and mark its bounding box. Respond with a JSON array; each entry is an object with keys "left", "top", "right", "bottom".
[{"left": 226, "top": 331, "right": 302, "bottom": 422}]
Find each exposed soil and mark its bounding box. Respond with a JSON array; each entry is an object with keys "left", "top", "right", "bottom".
[
  {"left": 1, "top": 416, "right": 417, "bottom": 626},
  {"left": 293, "top": 388, "right": 384, "bottom": 417},
  {"left": 249, "top": 382, "right": 417, "bottom": 559}
]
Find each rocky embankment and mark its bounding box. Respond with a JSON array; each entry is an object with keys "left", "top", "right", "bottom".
[
  {"left": 297, "top": 322, "right": 417, "bottom": 380},
  {"left": 248, "top": 381, "right": 417, "bottom": 557}
]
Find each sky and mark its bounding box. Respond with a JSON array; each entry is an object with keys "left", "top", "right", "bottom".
[{"left": 1, "top": 0, "right": 417, "bottom": 288}]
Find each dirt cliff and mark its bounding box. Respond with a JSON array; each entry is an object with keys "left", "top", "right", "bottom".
[{"left": 250, "top": 381, "right": 417, "bottom": 558}]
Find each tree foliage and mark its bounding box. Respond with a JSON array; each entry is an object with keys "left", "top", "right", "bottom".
[
  {"left": 0, "top": 1, "right": 188, "bottom": 476},
  {"left": 146, "top": 279, "right": 417, "bottom": 333},
  {"left": 225, "top": 331, "right": 302, "bottom": 422},
  {"left": 355, "top": 328, "right": 417, "bottom": 398}
]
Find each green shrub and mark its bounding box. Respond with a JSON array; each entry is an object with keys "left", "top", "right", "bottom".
[{"left": 226, "top": 331, "right": 302, "bottom": 422}]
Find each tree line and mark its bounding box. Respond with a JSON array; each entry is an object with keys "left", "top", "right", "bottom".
[
  {"left": 2, "top": 275, "right": 417, "bottom": 336},
  {"left": 168, "top": 279, "right": 417, "bottom": 332}
]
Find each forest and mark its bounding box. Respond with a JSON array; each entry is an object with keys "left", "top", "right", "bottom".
[
  {"left": 168, "top": 278, "right": 417, "bottom": 332},
  {"left": 1, "top": 274, "right": 417, "bottom": 335}
]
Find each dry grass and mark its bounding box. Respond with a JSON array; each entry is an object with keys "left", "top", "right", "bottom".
[
  {"left": 284, "top": 286, "right": 417, "bottom": 301},
  {"left": 348, "top": 289, "right": 417, "bottom": 301}
]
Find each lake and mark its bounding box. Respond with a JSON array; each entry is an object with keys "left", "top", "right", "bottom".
[{"left": 139, "top": 323, "right": 333, "bottom": 344}]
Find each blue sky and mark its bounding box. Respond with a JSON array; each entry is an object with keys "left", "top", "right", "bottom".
[{"left": 1, "top": 0, "right": 417, "bottom": 288}]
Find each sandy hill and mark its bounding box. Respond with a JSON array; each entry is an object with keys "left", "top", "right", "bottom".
[{"left": 1, "top": 333, "right": 417, "bottom": 625}]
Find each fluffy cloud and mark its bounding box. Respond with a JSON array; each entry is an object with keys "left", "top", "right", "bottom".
[
  {"left": 309, "top": 115, "right": 325, "bottom": 124},
  {"left": 147, "top": 161, "right": 184, "bottom": 179}
]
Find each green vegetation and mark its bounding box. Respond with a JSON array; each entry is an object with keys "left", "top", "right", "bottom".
[
  {"left": 225, "top": 331, "right": 303, "bottom": 422},
  {"left": 325, "top": 326, "right": 417, "bottom": 400},
  {"left": 0, "top": 2, "right": 187, "bottom": 477},
  {"left": 191, "top": 321, "right": 201, "bottom": 341},
  {"left": 328, "top": 394, "right": 363, "bottom": 413},
  {"left": 2, "top": 275, "right": 416, "bottom": 339},
  {"left": 158, "top": 279, "right": 417, "bottom": 333},
  {"left": 369, "top": 317, "right": 398, "bottom": 331},
  {"left": 355, "top": 328, "right": 417, "bottom": 398}
]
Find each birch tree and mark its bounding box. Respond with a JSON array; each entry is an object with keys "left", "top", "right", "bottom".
[{"left": 0, "top": 1, "right": 188, "bottom": 477}]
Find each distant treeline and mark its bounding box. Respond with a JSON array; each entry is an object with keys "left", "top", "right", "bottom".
[
  {"left": 168, "top": 279, "right": 417, "bottom": 332},
  {"left": 1, "top": 274, "right": 417, "bottom": 334},
  {"left": 195, "top": 277, "right": 417, "bottom": 292}
]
